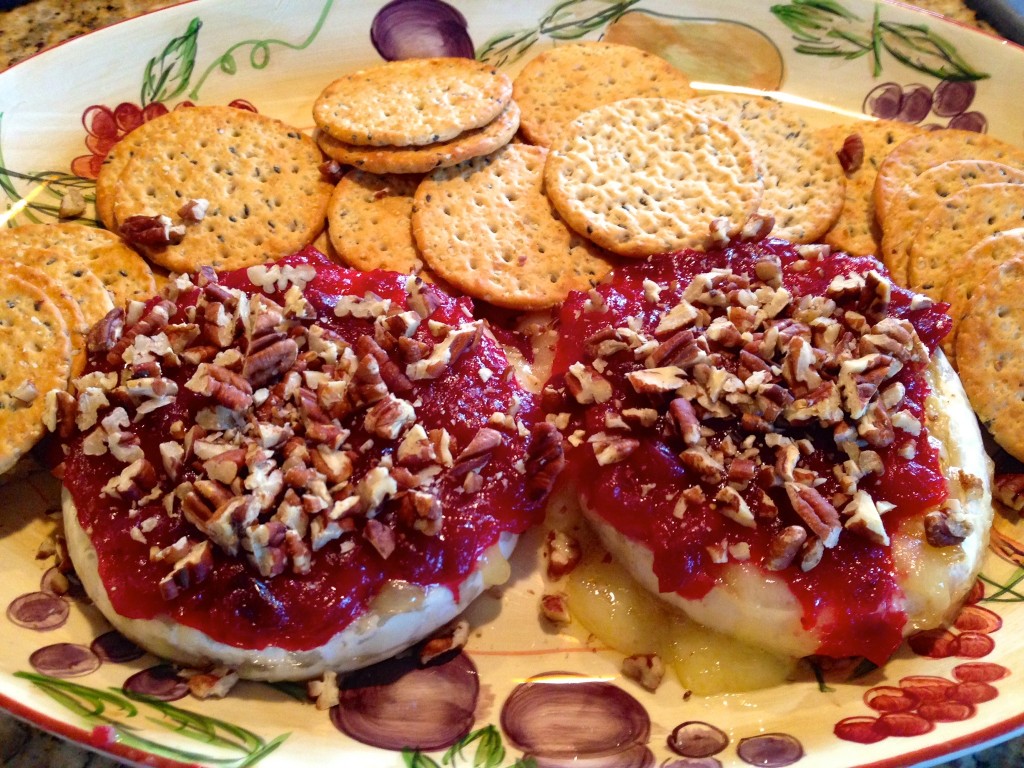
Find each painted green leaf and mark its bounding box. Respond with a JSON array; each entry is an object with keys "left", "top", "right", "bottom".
[{"left": 141, "top": 17, "right": 202, "bottom": 106}]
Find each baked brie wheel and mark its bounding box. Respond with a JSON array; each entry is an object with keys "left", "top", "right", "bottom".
[
  {"left": 547, "top": 238, "right": 992, "bottom": 664},
  {"left": 54, "top": 249, "right": 561, "bottom": 681}
]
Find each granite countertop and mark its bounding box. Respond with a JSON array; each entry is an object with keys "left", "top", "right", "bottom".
[{"left": 0, "top": 1, "right": 1021, "bottom": 767}]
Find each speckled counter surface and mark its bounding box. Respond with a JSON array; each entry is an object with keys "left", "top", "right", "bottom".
[{"left": 0, "top": 1, "right": 1021, "bottom": 767}]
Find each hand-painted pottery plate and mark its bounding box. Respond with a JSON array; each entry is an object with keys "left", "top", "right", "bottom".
[{"left": 1, "top": 2, "right": 1023, "bottom": 767}]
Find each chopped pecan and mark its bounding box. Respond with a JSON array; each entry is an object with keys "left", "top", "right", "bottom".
[
  {"left": 363, "top": 394, "right": 416, "bottom": 440},
  {"left": 785, "top": 482, "right": 842, "bottom": 547},
  {"left": 564, "top": 362, "right": 613, "bottom": 404},
  {"left": 419, "top": 619, "right": 469, "bottom": 665},
  {"left": 178, "top": 198, "right": 209, "bottom": 223},
  {"left": 668, "top": 398, "right": 701, "bottom": 445},
  {"left": 679, "top": 446, "right": 725, "bottom": 484},
  {"left": 87, "top": 308, "right": 125, "bottom": 354},
  {"left": 765, "top": 525, "right": 808, "bottom": 571},
  {"left": 994, "top": 473, "right": 1024, "bottom": 512},
  {"left": 836, "top": 133, "right": 864, "bottom": 173},
  {"left": 924, "top": 507, "right": 970, "bottom": 547},
  {"left": 186, "top": 363, "right": 254, "bottom": 409},
  {"left": 451, "top": 427, "right": 502, "bottom": 477},
  {"left": 592, "top": 434, "right": 640, "bottom": 466},
  {"left": 158, "top": 540, "right": 213, "bottom": 601},
  {"left": 243, "top": 331, "right": 299, "bottom": 388},
  {"left": 120, "top": 214, "right": 185, "bottom": 248},
  {"left": 525, "top": 422, "right": 565, "bottom": 501},
  {"left": 545, "top": 529, "right": 582, "bottom": 579},
  {"left": 540, "top": 592, "right": 571, "bottom": 625},
  {"left": 398, "top": 490, "right": 443, "bottom": 535},
  {"left": 621, "top": 653, "right": 665, "bottom": 692}
]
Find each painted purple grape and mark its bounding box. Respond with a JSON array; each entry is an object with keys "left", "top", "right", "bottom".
[
  {"left": 6, "top": 591, "right": 69, "bottom": 631},
  {"left": 896, "top": 84, "right": 933, "bottom": 123},
  {"left": 948, "top": 111, "right": 988, "bottom": 133},
  {"left": 91, "top": 630, "right": 145, "bottom": 663},
  {"left": 663, "top": 759, "right": 724, "bottom": 768},
  {"left": 668, "top": 721, "right": 729, "bottom": 758},
  {"left": 501, "top": 673, "right": 650, "bottom": 758},
  {"left": 123, "top": 665, "right": 189, "bottom": 701},
  {"left": 933, "top": 80, "right": 977, "bottom": 117},
  {"left": 29, "top": 643, "right": 100, "bottom": 678},
  {"left": 332, "top": 651, "right": 478, "bottom": 751},
  {"left": 371, "top": 0, "right": 474, "bottom": 60},
  {"left": 736, "top": 733, "right": 804, "bottom": 767},
  {"left": 863, "top": 83, "right": 903, "bottom": 119}
]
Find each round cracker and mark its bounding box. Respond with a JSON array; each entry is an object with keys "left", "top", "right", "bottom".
[
  {"left": 313, "top": 58, "right": 512, "bottom": 147},
  {"left": 7, "top": 247, "right": 114, "bottom": 329},
  {"left": 874, "top": 129, "right": 1024, "bottom": 223},
  {"left": 817, "top": 120, "right": 924, "bottom": 256},
  {"left": 327, "top": 170, "right": 425, "bottom": 274},
  {"left": 686, "top": 94, "right": 844, "bottom": 244},
  {"left": 0, "top": 223, "right": 156, "bottom": 307},
  {"left": 543, "top": 98, "right": 763, "bottom": 257},
  {"left": 315, "top": 100, "right": 519, "bottom": 175},
  {"left": 110, "top": 106, "right": 332, "bottom": 274},
  {"left": 412, "top": 143, "right": 616, "bottom": 309},
  {"left": 956, "top": 257, "right": 1024, "bottom": 462},
  {"left": 3, "top": 261, "right": 85, "bottom": 375},
  {"left": 0, "top": 274, "right": 73, "bottom": 475},
  {"left": 906, "top": 183, "right": 1024, "bottom": 300},
  {"left": 941, "top": 227, "right": 1024, "bottom": 366},
  {"left": 880, "top": 160, "right": 1024, "bottom": 286},
  {"left": 513, "top": 41, "right": 695, "bottom": 148}
]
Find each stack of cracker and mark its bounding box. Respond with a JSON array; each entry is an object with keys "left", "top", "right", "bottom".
[
  {"left": 0, "top": 222, "right": 157, "bottom": 476},
  {"left": 313, "top": 55, "right": 620, "bottom": 309}
]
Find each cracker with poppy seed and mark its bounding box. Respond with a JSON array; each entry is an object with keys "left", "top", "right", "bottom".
[
  {"left": 513, "top": 41, "right": 695, "bottom": 148},
  {"left": 110, "top": 106, "right": 332, "bottom": 274},
  {"left": 313, "top": 57, "right": 512, "bottom": 147},
  {"left": 412, "top": 143, "right": 616, "bottom": 309},
  {"left": 543, "top": 97, "right": 763, "bottom": 257}
]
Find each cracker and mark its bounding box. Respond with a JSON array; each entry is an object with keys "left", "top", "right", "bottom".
[
  {"left": 513, "top": 41, "right": 695, "bottom": 148},
  {"left": 5, "top": 247, "right": 114, "bottom": 329},
  {"left": 817, "top": 120, "right": 924, "bottom": 256},
  {"left": 880, "top": 160, "right": 1024, "bottom": 285},
  {"left": 687, "top": 94, "right": 844, "bottom": 243},
  {"left": 941, "top": 227, "right": 1024, "bottom": 366},
  {"left": 906, "top": 183, "right": 1024, "bottom": 299},
  {"left": 110, "top": 106, "right": 332, "bottom": 274},
  {"left": 315, "top": 100, "right": 520, "bottom": 175},
  {"left": 543, "top": 98, "right": 763, "bottom": 257},
  {"left": 956, "top": 257, "right": 1024, "bottom": 462},
  {"left": 327, "top": 170, "right": 425, "bottom": 274},
  {"left": 874, "top": 129, "right": 1024, "bottom": 223},
  {"left": 313, "top": 58, "right": 512, "bottom": 147},
  {"left": 0, "top": 223, "right": 156, "bottom": 307},
  {"left": 3, "top": 261, "right": 85, "bottom": 374},
  {"left": 0, "top": 274, "right": 73, "bottom": 475},
  {"left": 411, "top": 143, "right": 616, "bottom": 309}
]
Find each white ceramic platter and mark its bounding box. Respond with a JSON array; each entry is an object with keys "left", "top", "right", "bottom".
[{"left": 2, "top": 1, "right": 1024, "bottom": 766}]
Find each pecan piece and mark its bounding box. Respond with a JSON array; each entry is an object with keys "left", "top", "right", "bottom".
[
  {"left": 451, "top": 427, "right": 502, "bottom": 477},
  {"left": 621, "top": 653, "right": 665, "bottom": 692},
  {"left": 924, "top": 507, "right": 970, "bottom": 547},
  {"left": 994, "top": 473, "right": 1024, "bottom": 512},
  {"left": 243, "top": 331, "right": 299, "bottom": 388},
  {"left": 765, "top": 525, "right": 808, "bottom": 571},
  {"left": 837, "top": 133, "right": 864, "bottom": 173},
  {"left": 525, "top": 422, "right": 565, "bottom": 501},
  {"left": 785, "top": 482, "right": 841, "bottom": 548},
  {"left": 120, "top": 214, "right": 186, "bottom": 248}
]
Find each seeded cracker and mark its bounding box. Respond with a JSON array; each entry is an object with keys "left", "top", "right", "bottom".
[
  {"left": 874, "top": 129, "right": 1024, "bottom": 223},
  {"left": 0, "top": 223, "right": 156, "bottom": 307},
  {"left": 817, "top": 120, "right": 924, "bottom": 256},
  {"left": 543, "top": 98, "right": 763, "bottom": 257},
  {"left": 942, "top": 228, "right": 1024, "bottom": 367},
  {"left": 4, "top": 247, "right": 114, "bottom": 330},
  {"left": 412, "top": 143, "right": 616, "bottom": 309},
  {"left": 0, "top": 274, "right": 73, "bottom": 476},
  {"left": 687, "top": 94, "right": 844, "bottom": 243},
  {"left": 110, "top": 106, "right": 332, "bottom": 274},
  {"left": 906, "top": 183, "right": 1024, "bottom": 300},
  {"left": 956, "top": 257, "right": 1024, "bottom": 462},
  {"left": 2, "top": 260, "right": 86, "bottom": 373},
  {"left": 327, "top": 170, "right": 426, "bottom": 275},
  {"left": 880, "top": 160, "right": 1024, "bottom": 286},
  {"left": 513, "top": 41, "right": 695, "bottom": 148},
  {"left": 316, "top": 101, "right": 520, "bottom": 175},
  {"left": 313, "top": 58, "right": 512, "bottom": 147}
]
